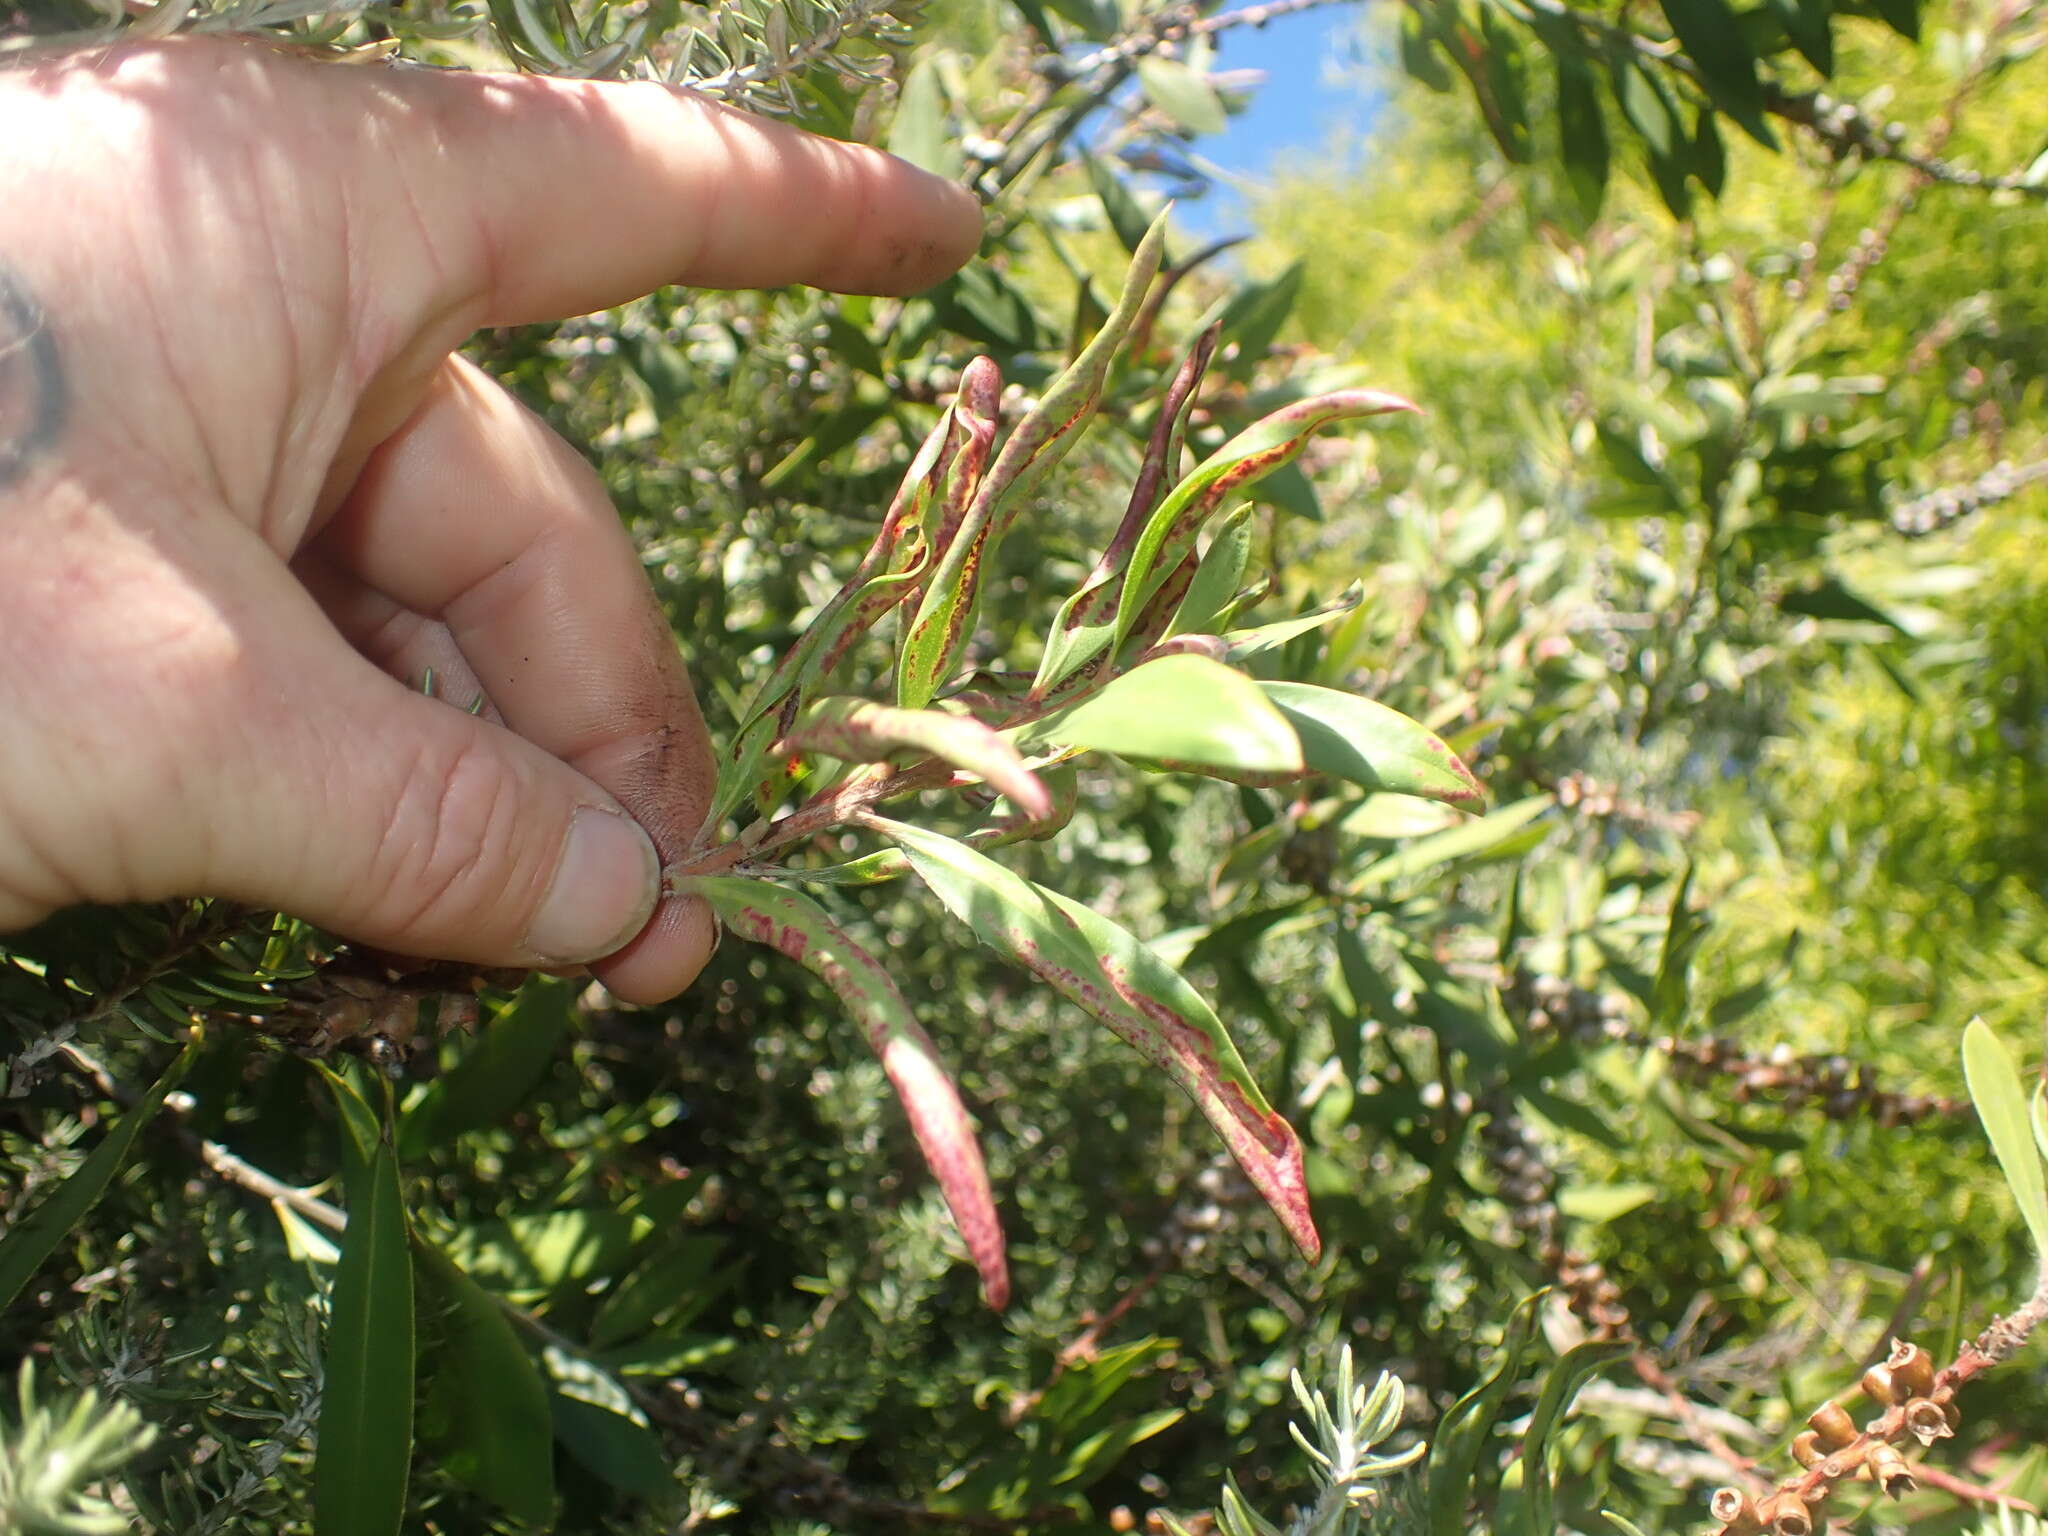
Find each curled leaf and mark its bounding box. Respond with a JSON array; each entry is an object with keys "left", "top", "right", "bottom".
[
  {"left": 1260, "top": 684, "right": 1484, "bottom": 805},
  {"left": 779, "top": 696, "right": 1052, "bottom": 822},
  {"left": 871, "top": 818, "right": 1319, "bottom": 1261},
  {"left": 674, "top": 876, "right": 1009, "bottom": 1308},
  {"left": 1035, "top": 327, "right": 1221, "bottom": 696},
  {"left": 899, "top": 214, "right": 1170, "bottom": 709},
  {"left": 1113, "top": 389, "right": 1419, "bottom": 655}
]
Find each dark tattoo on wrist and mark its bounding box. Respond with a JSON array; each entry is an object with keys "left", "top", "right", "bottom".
[{"left": 0, "top": 265, "right": 67, "bottom": 491}]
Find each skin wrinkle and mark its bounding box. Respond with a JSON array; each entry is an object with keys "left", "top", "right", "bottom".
[
  {"left": 0, "top": 37, "right": 979, "bottom": 998},
  {"left": 0, "top": 266, "right": 67, "bottom": 490},
  {"left": 247, "top": 132, "right": 350, "bottom": 547}
]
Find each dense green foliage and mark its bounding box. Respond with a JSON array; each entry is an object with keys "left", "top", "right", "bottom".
[{"left": 4, "top": 1, "right": 2048, "bottom": 1534}]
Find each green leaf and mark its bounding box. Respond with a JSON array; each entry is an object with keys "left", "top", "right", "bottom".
[
  {"left": 1135, "top": 56, "right": 1227, "bottom": 137},
  {"left": 443, "top": 1208, "right": 642, "bottom": 1306},
  {"left": 1350, "top": 795, "right": 1555, "bottom": 890},
  {"left": 1170, "top": 504, "right": 1255, "bottom": 638},
  {"left": 1260, "top": 683, "right": 1484, "bottom": 806},
  {"left": 316, "top": 1061, "right": 387, "bottom": 1209},
  {"left": 1610, "top": 55, "right": 1681, "bottom": 160},
  {"left": 887, "top": 54, "right": 961, "bottom": 178},
  {"left": 1519, "top": 1338, "right": 1634, "bottom": 1536},
  {"left": 875, "top": 818, "right": 1320, "bottom": 1261},
  {"left": 1651, "top": 864, "right": 1709, "bottom": 1027},
  {"left": 549, "top": 1393, "right": 672, "bottom": 1500},
  {"left": 1213, "top": 261, "right": 1306, "bottom": 379},
  {"left": 1770, "top": 0, "right": 1834, "bottom": 75},
  {"left": 901, "top": 215, "right": 1169, "bottom": 708},
  {"left": 1035, "top": 388, "right": 1413, "bottom": 696},
  {"left": 1962, "top": 1018, "right": 2048, "bottom": 1262},
  {"left": 0, "top": 1035, "right": 200, "bottom": 1313},
  {"left": 315, "top": 1139, "right": 414, "bottom": 1536},
  {"left": 1083, "top": 148, "right": 1152, "bottom": 255},
  {"left": 1659, "top": 0, "right": 1778, "bottom": 148},
  {"left": 674, "top": 874, "right": 1009, "bottom": 1308},
  {"left": 1019, "top": 655, "right": 1303, "bottom": 774},
  {"left": 1398, "top": 6, "right": 1455, "bottom": 91},
  {"left": 1429, "top": 1291, "right": 1545, "bottom": 1536},
  {"left": 1866, "top": 0, "right": 1920, "bottom": 39},
  {"left": 1055, "top": 1407, "right": 1185, "bottom": 1487},
  {"left": 1220, "top": 585, "right": 1364, "bottom": 661},
  {"left": 414, "top": 1240, "right": 555, "bottom": 1525},
  {"left": 1779, "top": 577, "right": 1908, "bottom": 631},
  {"left": 1555, "top": 1182, "right": 1659, "bottom": 1222},
  {"left": 398, "top": 980, "right": 574, "bottom": 1158},
  {"left": 1476, "top": 12, "right": 1533, "bottom": 162},
  {"left": 1555, "top": 52, "right": 1610, "bottom": 223},
  {"left": 1108, "top": 390, "right": 1416, "bottom": 663},
  {"left": 1043, "top": 0, "right": 1117, "bottom": 37},
  {"left": 589, "top": 1234, "right": 730, "bottom": 1351}
]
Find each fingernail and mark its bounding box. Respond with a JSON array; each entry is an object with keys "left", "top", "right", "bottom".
[{"left": 528, "top": 807, "right": 660, "bottom": 963}]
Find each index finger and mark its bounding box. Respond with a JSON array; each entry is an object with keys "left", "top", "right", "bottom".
[{"left": 385, "top": 64, "right": 983, "bottom": 324}]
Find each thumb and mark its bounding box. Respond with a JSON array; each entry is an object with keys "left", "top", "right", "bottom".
[{"left": 213, "top": 649, "right": 663, "bottom": 969}]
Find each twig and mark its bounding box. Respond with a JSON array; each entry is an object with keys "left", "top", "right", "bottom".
[
  {"left": 1711, "top": 1271, "right": 2048, "bottom": 1534},
  {"left": 1005, "top": 1263, "right": 1169, "bottom": 1425},
  {"left": 1504, "top": 0, "right": 2048, "bottom": 200},
  {"left": 982, "top": 0, "right": 1362, "bottom": 199},
  {"left": 194, "top": 1136, "right": 345, "bottom": 1232},
  {"left": 1891, "top": 456, "right": 2048, "bottom": 538},
  {"left": 62, "top": 1036, "right": 349, "bottom": 1232}
]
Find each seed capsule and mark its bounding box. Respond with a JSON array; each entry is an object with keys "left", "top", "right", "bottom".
[{"left": 1807, "top": 1399, "right": 1857, "bottom": 1448}]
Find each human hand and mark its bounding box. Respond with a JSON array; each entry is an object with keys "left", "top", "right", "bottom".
[{"left": 0, "top": 37, "right": 980, "bottom": 1003}]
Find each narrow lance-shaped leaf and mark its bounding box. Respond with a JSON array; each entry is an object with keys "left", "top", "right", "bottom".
[
  {"left": 871, "top": 817, "right": 1319, "bottom": 1261},
  {"left": 898, "top": 214, "right": 1169, "bottom": 709},
  {"left": 1170, "top": 501, "right": 1254, "bottom": 638},
  {"left": 398, "top": 981, "right": 574, "bottom": 1159},
  {"left": 778, "top": 695, "right": 1052, "bottom": 822},
  {"left": 412, "top": 1239, "right": 556, "bottom": 1525},
  {"left": 315, "top": 1137, "right": 415, "bottom": 1536},
  {"left": 1658, "top": 0, "right": 1778, "bottom": 149},
  {"left": 1428, "top": 1290, "right": 1546, "bottom": 1536},
  {"left": 816, "top": 360, "right": 1004, "bottom": 682},
  {"left": 1118, "top": 551, "right": 1200, "bottom": 671},
  {"left": 1962, "top": 1018, "right": 2048, "bottom": 1263},
  {"left": 1221, "top": 583, "right": 1364, "bottom": 661},
  {"left": 1555, "top": 51, "right": 1610, "bottom": 224},
  {"left": 1260, "top": 683, "right": 1484, "bottom": 806},
  {"left": 1112, "top": 390, "right": 1418, "bottom": 655},
  {"left": 707, "top": 403, "right": 961, "bottom": 830},
  {"left": 1521, "top": 1338, "right": 1633, "bottom": 1536},
  {"left": 674, "top": 875, "right": 1009, "bottom": 1308},
  {"left": 0, "top": 1033, "right": 201, "bottom": 1313},
  {"left": 1035, "top": 326, "right": 1220, "bottom": 696},
  {"left": 738, "top": 403, "right": 958, "bottom": 734}
]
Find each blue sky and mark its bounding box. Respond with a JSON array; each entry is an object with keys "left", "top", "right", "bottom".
[
  {"left": 1199, "top": 3, "right": 1375, "bottom": 173},
  {"left": 1178, "top": 2, "right": 1381, "bottom": 227}
]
